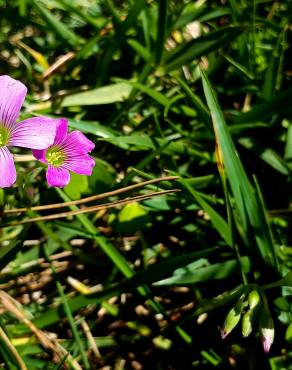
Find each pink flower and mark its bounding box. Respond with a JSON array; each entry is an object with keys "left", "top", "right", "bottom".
[
  {"left": 32, "top": 119, "right": 95, "bottom": 187},
  {"left": 0, "top": 75, "right": 57, "bottom": 188}
]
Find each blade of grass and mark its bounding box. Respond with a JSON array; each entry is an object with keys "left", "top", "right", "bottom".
[
  {"left": 154, "top": 257, "right": 250, "bottom": 286},
  {"left": 174, "top": 75, "right": 212, "bottom": 132},
  {"left": 238, "top": 138, "right": 291, "bottom": 175},
  {"left": 163, "top": 26, "right": 242, "bottom": 73},
  {"left": 97, "top": 0, "right": 146, "bottom": 84},
  {"left": 201, "top": 69, "right": 277, "bottom": 268},
  {"left": 234, "top": 86, "right": 292, "bottom": 123},
  {"left": 181, "top": 179, "right": 232, "bottom": 247},
  {"left": 262, "top": 27, "right": 287, "bottom": 100},
  {"left": 56, "top": 0, "right": 101, "bottom": 28},
  {"left": 31, "top": 0, "right": 83, "bottom": 47}
]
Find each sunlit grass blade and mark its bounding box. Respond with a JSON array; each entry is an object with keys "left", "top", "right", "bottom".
[{"left": 201, "top": 69, "right": 278, "bottom": 269}]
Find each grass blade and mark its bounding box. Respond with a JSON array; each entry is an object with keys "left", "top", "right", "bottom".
[
  {"left": 31, "top": 0, "right": 83, "bottom": 46},
  {"left": 201, "top": 69, "right": 277, "bottom": 269},
  {"left": 163, "top": 26, "right": 242, "bottom": 73}
]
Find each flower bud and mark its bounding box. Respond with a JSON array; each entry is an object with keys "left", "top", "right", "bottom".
[
  {"left": 259, "top": 296, "right": 274, "bottom": 353},
  {"left": 248, "top": 290, "right": 260, "bottom": 310},
  {"left": 221, "top": 296, "right": 245, "bottom": 339},
  {"left": 241, "top": 310, "right": 253, "bottom": 337},
  {"left": 261, "top": 325, "right": 274, "bottom": 353}
]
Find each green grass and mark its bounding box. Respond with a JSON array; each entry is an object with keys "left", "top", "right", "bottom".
[{"left": 0, "top": 0, "right": 291, "bottom": 368}]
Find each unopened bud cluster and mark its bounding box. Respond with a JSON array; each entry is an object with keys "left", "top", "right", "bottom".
[{"left": 221, "top": 289, "right": 274, "bottom": 353}]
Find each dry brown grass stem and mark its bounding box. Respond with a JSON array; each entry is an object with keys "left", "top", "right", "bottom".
[
  {"left": 4, "top": 175, "right": 179, "bottom": 214},
  {"left": 0, "top": 290, "right": 83, "bottom": 370},
  {"left": 0, "top": 326, "right": 28, "bottom": 370},
  {"left": 6, "top": 189, "right": 180, "bottom": 226}
]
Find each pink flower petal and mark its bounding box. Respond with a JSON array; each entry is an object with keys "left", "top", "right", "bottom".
[
  {"left": 0, "top": 75, "right": 27, "bottom": 128},
  {"left": 261, "top": 328, "right": 274, "bottom": 353},
  {"left": 46, "top": 165, "right": 70, "bottom": 187},
  {"left": 0, "top": 147, "right": 17, "bottom": 188},
  {"left": 32, "top": 149, "right": 47, "bottom": 163},
  {"left": 9, "top": 117, "right": 57, "bottom": 149},
  {"left": 63, "top": 154, "right": 95, "bottom": 175},
  {"left": 63, "top": 130, "right": 95, "bottom": 153},
  {"left": 54, "top": 119, "right": 68, "bottom": 145}
]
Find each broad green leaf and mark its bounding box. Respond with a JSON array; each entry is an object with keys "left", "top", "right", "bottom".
[
  {"left": 88, "top": 157, "right": 116, "bottom": 193},
  {"left": 62, "top": 83, "right": 132, "bottom": 106},
  {"left": 68, "top": 119, "right": 117, "bottom": 138},
  {"left": 64, "top": 173, "right": 89, "bottom": 200},
  {"left": 274, "top": 297, "right": 290, "bottom": 312},
  {"left": 116, "top": 202, "right": 149, "bottom": 233}
]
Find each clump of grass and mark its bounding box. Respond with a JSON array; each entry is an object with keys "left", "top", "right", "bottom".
[{"left": 0, "top": 0, "right": 291, "bottom": 369}]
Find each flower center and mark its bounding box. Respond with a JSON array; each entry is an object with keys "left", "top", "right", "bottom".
[
  {"left": 0, "top": 126, "right": 10, "bottom": 147},
  {"left": 46, "top": 146, "right": 66, "bottom": 167}
]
